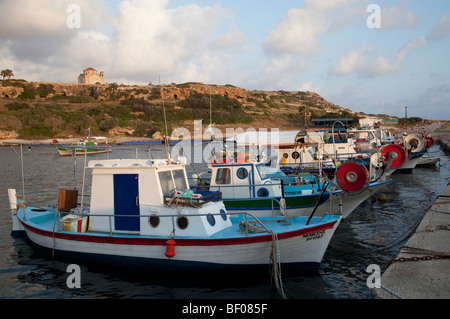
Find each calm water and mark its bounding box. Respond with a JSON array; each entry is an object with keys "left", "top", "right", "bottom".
[{"left": 0, "top": 143, "right": 449, "bottom": 299}]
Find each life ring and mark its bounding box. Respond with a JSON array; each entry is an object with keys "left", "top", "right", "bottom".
[
  {"left": 335, "top": 162, "right": 369, "bottom": 193},
  {"left": 404, "top": 134, "right": 426, "bottom": 153},
  {"left": 381, "top": 144, "right": 407, "bottom": 168}
]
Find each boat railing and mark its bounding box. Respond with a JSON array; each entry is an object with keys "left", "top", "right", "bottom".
[
  {"left": 193, "top": 180, "right": 321, "bottom": 196},
  {"left": 57, "top": 209, "right": 284, "bottom": 237}
]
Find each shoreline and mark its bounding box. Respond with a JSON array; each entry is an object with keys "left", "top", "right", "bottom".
[{"left": 2, "top": 125, "right": 450, "bottom": 147}]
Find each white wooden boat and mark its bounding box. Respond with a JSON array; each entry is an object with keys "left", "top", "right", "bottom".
[
  {"left": 8, "top": 157, "right": 341, "bottom": 271},
  {"left": 417, "top": 156, "right": 440, "bottom": 167}
]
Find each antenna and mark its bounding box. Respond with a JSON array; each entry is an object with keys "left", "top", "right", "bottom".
[{"left": 160, "top": 76, "right": 171, "bottom": 163}]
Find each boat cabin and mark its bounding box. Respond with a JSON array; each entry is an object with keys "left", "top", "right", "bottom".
[
  {"left": 274, "top": 131, "right": 360, "bottom": 167},
  {"left": 208, "top": 162, "right": 282, "bottom": 199},
  {"left": 86, "top": 159, "right": 231, "bottom": 237}
]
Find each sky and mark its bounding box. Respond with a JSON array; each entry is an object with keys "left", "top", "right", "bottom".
[{"left": 0, "top": 0, "right": 449, "bottom": 120}]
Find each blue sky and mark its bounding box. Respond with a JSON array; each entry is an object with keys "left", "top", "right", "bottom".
[{"left": 0, "top": 0, "right": 449, "bottom": 120}]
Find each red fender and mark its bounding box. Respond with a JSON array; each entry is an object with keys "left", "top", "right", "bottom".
[
  {"left": 381, "top": 144, "right": 407, "bottom": 168},
  {"left": 336, "top": 162, "right": 369, "bottom": 193},
  {"left": 425, "top": 136, "right": 435, "bottom": 148}
]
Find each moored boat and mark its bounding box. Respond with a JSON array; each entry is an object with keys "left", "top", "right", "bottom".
[
  {"left": 417, "top": 155, "right": 440, "bottom": 167},
  {"left": 56, "top": 137, "right": 111, "bottom": 156},
  {"left": 8, "top": 157, "right": 341, "bottom": 271}
]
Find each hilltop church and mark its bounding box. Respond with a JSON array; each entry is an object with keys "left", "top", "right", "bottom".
[{"left": 78, "top": 67, "right": 104, "bottom": 84}]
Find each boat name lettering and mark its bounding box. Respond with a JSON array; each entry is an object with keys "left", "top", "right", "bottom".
[{"left": 303, "top": 230, "right": 325, "bottom": 241}]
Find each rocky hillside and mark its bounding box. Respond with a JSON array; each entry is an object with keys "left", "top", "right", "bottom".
[{"left": 0, "top": 80, "right": 368, "bottom": 140}]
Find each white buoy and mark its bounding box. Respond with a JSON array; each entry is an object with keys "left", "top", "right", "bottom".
[
  {"left": 8, "top": 189, "right": 24, "bottom": 234},
  {"left": 8, "top": 189, "right": 17, "bottom": 210}
]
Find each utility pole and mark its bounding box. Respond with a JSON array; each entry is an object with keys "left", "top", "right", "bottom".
[
  {"left": 304, "top": 106, "right": 308, "bottom": 130},
  {"left": 404, "top": 106, "right": 408, "bottom": 130}
]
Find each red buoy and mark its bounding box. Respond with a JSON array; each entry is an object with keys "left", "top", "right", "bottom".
[
  {"left": 165, "top": 239, "right": 176, "bottom": 259},
  {"left": 381, "top": 144, "right": 407, "bottom": 168},
  {"left": 336, "top": 162, "right": 369, "bottom": 193}
]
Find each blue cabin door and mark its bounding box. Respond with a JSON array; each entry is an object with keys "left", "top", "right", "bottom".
[{"left": 113, "top": 174, "right": 140, "bottom": 232}]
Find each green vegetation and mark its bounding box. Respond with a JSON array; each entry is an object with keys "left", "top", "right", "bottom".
[
  {"left": 0, "top": 91, "right": 254, "bottom": 138},
  {"left": 1, "top": 69, "right": 14, "bottom": 80},
  {"left": 0, "top": 81, "right": 380, "bottom": 139}
]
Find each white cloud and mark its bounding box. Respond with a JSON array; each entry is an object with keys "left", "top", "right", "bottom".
[
  {"left": 299, "top": 81, "right": 322, "bottom": 94},
  {"left": 0, "top": 0, "right": 233, "bottom": 83},
  {"left": 210, "top": 24, "right": 246, "bottom": 50},
  {"left": 427, "top": 13, "right": 450, "bottom": 41},
  {"left": 263, "top": 7, "right": 328, "bottom": 56},
  {"left": 108, "top": 0, "right": 226, "bottom": 81},
  {"left": 330, "top": 34, "right": 431, "bottom": 77},
  {"left": 263, "top": 0, "right": 362, "bottom": 56},
  {"left": 0, "top": 0, "right": 107, "bottom": 39},
  {"left": 330, "top": 47, "right": 373, "bottom": 75},
  {"left": 379, "top": 5, "right": 418, "bottom": 30},
  {"left": 303, "top": 0, "right": 358, "bottom": 11},
  {"left": 245, "top": 55, "right": 307, "bottom": 90}
]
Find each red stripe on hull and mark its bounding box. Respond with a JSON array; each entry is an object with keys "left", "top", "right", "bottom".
[{"left": 20, "top": 220, "right": 337, "bottom": 247}]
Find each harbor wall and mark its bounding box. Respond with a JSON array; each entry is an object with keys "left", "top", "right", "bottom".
[
  {"left": 375, "top": 183, "right": 450, "bottom": 299},
  {"left": 439, "top": 138, "right": 450, "bottom": 155}
]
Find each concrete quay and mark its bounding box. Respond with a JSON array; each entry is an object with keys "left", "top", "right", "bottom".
[{"left": 375, "top": 183, "right": 450, "bottom": 299}]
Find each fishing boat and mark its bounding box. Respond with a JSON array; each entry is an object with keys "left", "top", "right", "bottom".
[
  {"left": 8, "top": 156, "right": 341, "bottom": 271},
  {"left": 417, "top": 156, "right": 440, "bottom": 167},
  {"left": 56, "top": 137, "right": 111, "bottom": 156},
  {"left": 393, "top": 133, "right": 430, "bottom": 173},
  {"left": 193, "top": 146, "right": 398, "bottom": 219},
  {"left": 205, "top": 130, "right": 404, "bottom": 219}
]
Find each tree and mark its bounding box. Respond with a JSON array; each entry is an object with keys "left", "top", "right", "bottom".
[{"left": 1, "top": 69, "right": 14, "bottom": 80}]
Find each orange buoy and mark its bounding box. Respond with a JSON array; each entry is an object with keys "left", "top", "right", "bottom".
[{"left": 165, "top": 238, "right": 176, "bottom": 259}]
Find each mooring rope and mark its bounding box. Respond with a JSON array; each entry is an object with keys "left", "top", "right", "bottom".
[{"left": 269, "top": 230, "right": 287, "bottom": 299}]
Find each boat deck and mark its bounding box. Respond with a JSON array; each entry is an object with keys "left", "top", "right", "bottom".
[{"left": 17, "top": 206, "right": 340, "bottom": 241}]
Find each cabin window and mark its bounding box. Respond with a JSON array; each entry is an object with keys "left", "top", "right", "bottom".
[
  {"left": 255, "top": 163, "right": 269, "bottom": 180},
  {"left": 207, "top": 214, "right": 216, "bottom": 226},
  {"left": 159, "top": 170, "right": 188, "bottom": 196},
  {"left": 257, "top": 188, "right": 269, "bottom": 197},
  {"left": 173, "top": 169, "right": 187, "bottom": 190},
  {"left": 215, "top": 168, "right": 231, "bottom": 184},
  {"left": 158, "top": 171, "right": 174, "bottom": 196},
  {"left": 177, "top": 216, "right": 189, "bottom": 230},
  {"left": 236, "top": 167, "right": 248, "bottom": 179},
  {"left": 149, "top": 215, "right": 160, "bottom": 228},
  {"left": 220, "top": 209, "right": 227, "bottom": 221}
]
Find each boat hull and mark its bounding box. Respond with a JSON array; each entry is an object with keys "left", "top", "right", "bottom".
[
  {"left": 316, "top": 180, "right": 392, "bottom": 219},
  {"left": 17, "top": 208, "right": 340, "bottom": 270},
  {"left": 221, "top": 192, "right": 329, "bottom": 217},
  {"left": 57, "top": 147, "right": 111, "bottom": 156},
  {"left": 393, "top": 156, "right": 420, "bottom": 174}
]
